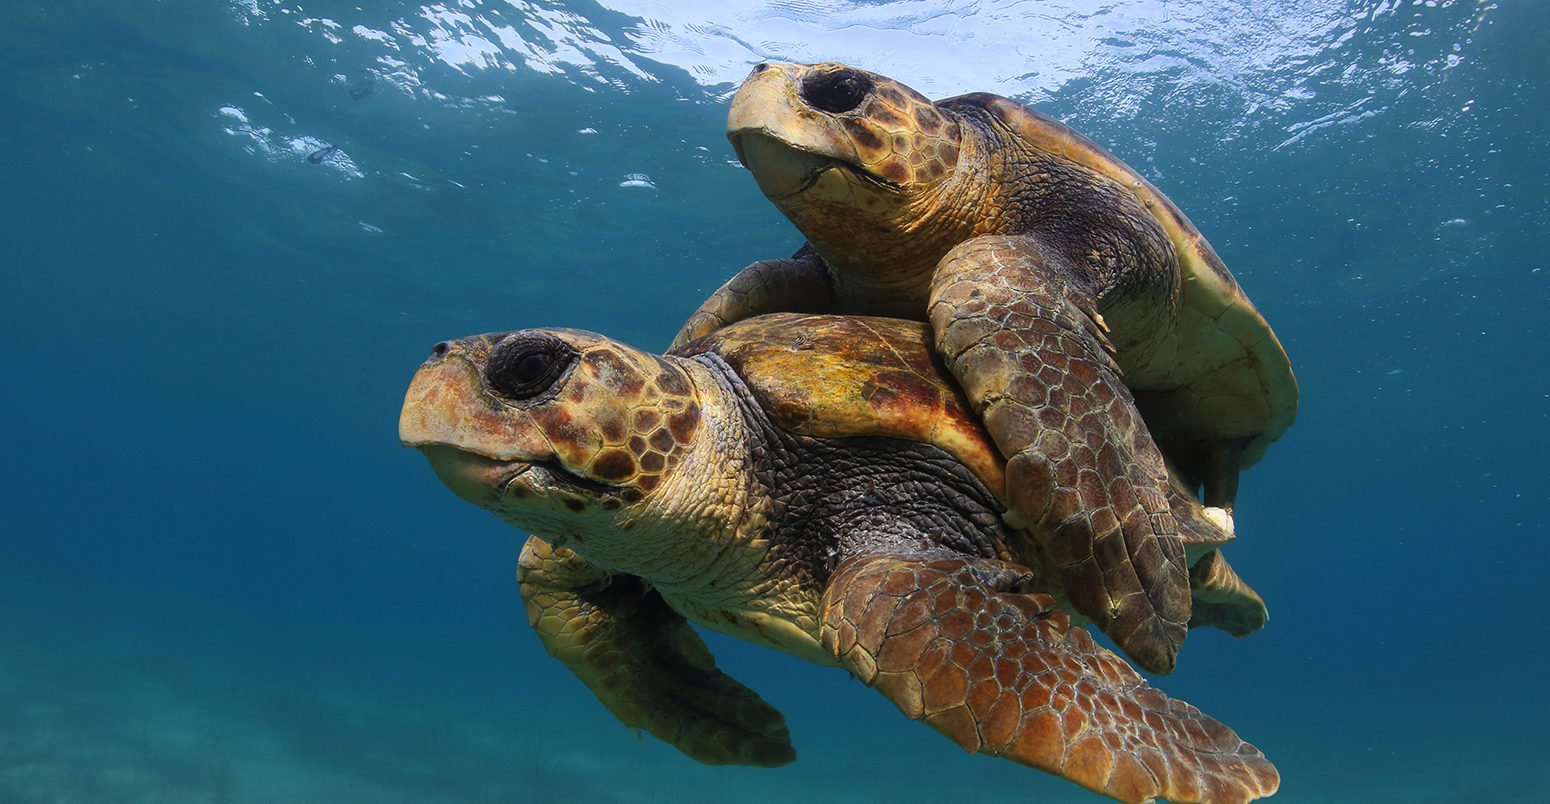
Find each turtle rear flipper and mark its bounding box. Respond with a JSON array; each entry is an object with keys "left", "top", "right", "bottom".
[
  {"left": 821, "top": 553, "right": 1279, "bottom": 804},
  {"left": 517, "top": 538, "right": 794, "bottom": 766},
  {"left": 1165, "top": 476, "right": 1269, "bottom": 637},
  {"left": 929, "top": 234, "right": 1191, "bottom": 675},
  {"left": 1187, "top": 550, "right": 1268, "bottom": 638}
]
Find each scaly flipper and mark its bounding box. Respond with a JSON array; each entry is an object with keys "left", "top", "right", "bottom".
[
  {"left": 929, "top": 235, "right": 1192, "bottom": 675},
  {"left": 516, "top": 538, "right": 794, "bottom": 766},
  {"left": 1164, "top": 470, "right": 1269, "bottom": 637},
  {"left": 1186, "top": 550, "right": 1267, "bottom": 638},
  {"left": 821, "top": 553, "right": 1278, "bottom": 804},
  {"left": 672, "top": 254, "right": 833, "bottom": 349}
]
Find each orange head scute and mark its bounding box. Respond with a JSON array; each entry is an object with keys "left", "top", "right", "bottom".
[{"left": 555, "top": 343, "right": 702, "bottom": 496}]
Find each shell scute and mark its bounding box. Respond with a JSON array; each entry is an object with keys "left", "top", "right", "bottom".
[{"left": 688, "top": 313, "right": 1007, "bottom": 493}]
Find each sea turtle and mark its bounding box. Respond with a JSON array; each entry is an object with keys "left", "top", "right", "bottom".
[
  {"left": 399, "top": 313, "right": 1276, "bottom": 804},
  {"left": 672, "top": 63, "right": 1298, "bottom": 675}
]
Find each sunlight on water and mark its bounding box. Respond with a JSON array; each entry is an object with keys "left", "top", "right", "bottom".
[
  {"left": 226, "top": 0, "right": 1495, "bottom": 148},
  {"left": 201, "top": 0, "right": 1517, "bottom": 310}
]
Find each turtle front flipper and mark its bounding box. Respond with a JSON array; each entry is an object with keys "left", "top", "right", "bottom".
[
  {"left": 929, "top": 234, "right": 1191, "bottom": 675},
  {"left": 821, "top": 553, "right": 1279, "bottom": 804},
  {"left": 517, "top": 538, "right": 795, "bottom": 766},
  {"left": 671, "top": 253, "right": 833, "bottom": 349}
]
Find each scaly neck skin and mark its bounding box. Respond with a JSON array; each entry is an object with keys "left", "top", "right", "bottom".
[
  {"left": 537, "top": 358, "right": 819, "bottom": 661},
  {"left": 777, "top": 124, "right": 993, "bottom": 314},
  {"left": 574, "top": 356, "right": 834, "bottom": 665},
  {"left": 560, "top": 357, "right": 758, "bottom": 593}
]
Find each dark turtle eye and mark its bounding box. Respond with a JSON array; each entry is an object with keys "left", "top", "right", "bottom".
[
  {"left": 486, "top": 332, "right": 577, "bottom": 401},
  {"left": 801, "top": 68, "right": 873, "bottom": 114}
]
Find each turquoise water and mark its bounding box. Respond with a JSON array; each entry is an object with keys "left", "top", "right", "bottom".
[{"left": 2, "top": 1, "right": 1545, "bottom": 801}]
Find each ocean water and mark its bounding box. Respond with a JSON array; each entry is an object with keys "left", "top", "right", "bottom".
[{"left": 2, "top": 0, "right": 1545, "bottom": 802}]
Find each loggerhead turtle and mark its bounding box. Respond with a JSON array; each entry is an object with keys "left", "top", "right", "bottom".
[
  {"left": 672, "top": 63, "right": 1298, "bottom": 675},
  {"left": 399, "top": 313, "right": 1276, "bottom": 804}
]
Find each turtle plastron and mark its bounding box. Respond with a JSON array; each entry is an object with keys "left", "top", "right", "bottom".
[
  {"left": 927, "top": 234, "right": 1192, "bottom": 676},
  {"left": 819, "top": 552, "right": 1279, "bottom": 804}
]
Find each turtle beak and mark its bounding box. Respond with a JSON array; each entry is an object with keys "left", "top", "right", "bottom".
[
  {"left": 398, "top": 339, "right": 554, "bottom": 461},
  {"left": 400, "top": 343, "right": 548, "bottom": 506},
  {"left": 727, "top": 63, "right": 804, "bottom": 182},
  {"left": 726, "top": 62, "right": 800, "bottom": 162},
  {"left": 414, "top": 444, "right": 526, "bottom": 507},
  {"left": 727, "top": 63, "right": 855, "bottom": 200},
  {"left": 399, "top": 346, "right": 490, "bottom": 452}
]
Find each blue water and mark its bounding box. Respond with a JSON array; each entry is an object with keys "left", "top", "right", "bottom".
[{"left": 2, "top": 1, "right": 1545, "bottom": 801}]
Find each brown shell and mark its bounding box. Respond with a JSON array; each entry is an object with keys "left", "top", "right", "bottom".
[
  {"left": 673, "top": 312, "right": 1236, "bottom": 558},
  {"left": 675, "top": 313, "right": 1007, "bottom": 498},
  {"left": 954, "top": 94, "right": 1298, "bottom": 468}
]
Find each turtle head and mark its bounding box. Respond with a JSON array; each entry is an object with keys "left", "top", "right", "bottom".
[
  {"left": 726, "top": 62, "right": 973, "bottom": 290},
  {"left": 399, "top": 329, "right": 702, "bottom": 540},
  {"left": 727, "top": 63, "right": 961, "bottom": 203}
]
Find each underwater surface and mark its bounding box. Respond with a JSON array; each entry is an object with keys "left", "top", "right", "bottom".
[{"left": 2, "top": 0, "right": 1546, "bottom": 801}]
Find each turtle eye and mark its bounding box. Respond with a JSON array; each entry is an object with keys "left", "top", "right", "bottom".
[
  {"left": 802, "top": 69, "right": 873, "bottom": 114},
  {"left": 486, "top": 332, "right": 577, "bottom": 401}
]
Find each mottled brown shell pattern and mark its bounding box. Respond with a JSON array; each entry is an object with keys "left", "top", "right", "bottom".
[{"left": 675, "top": 312, "right": 1006, "bottom": 496}]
